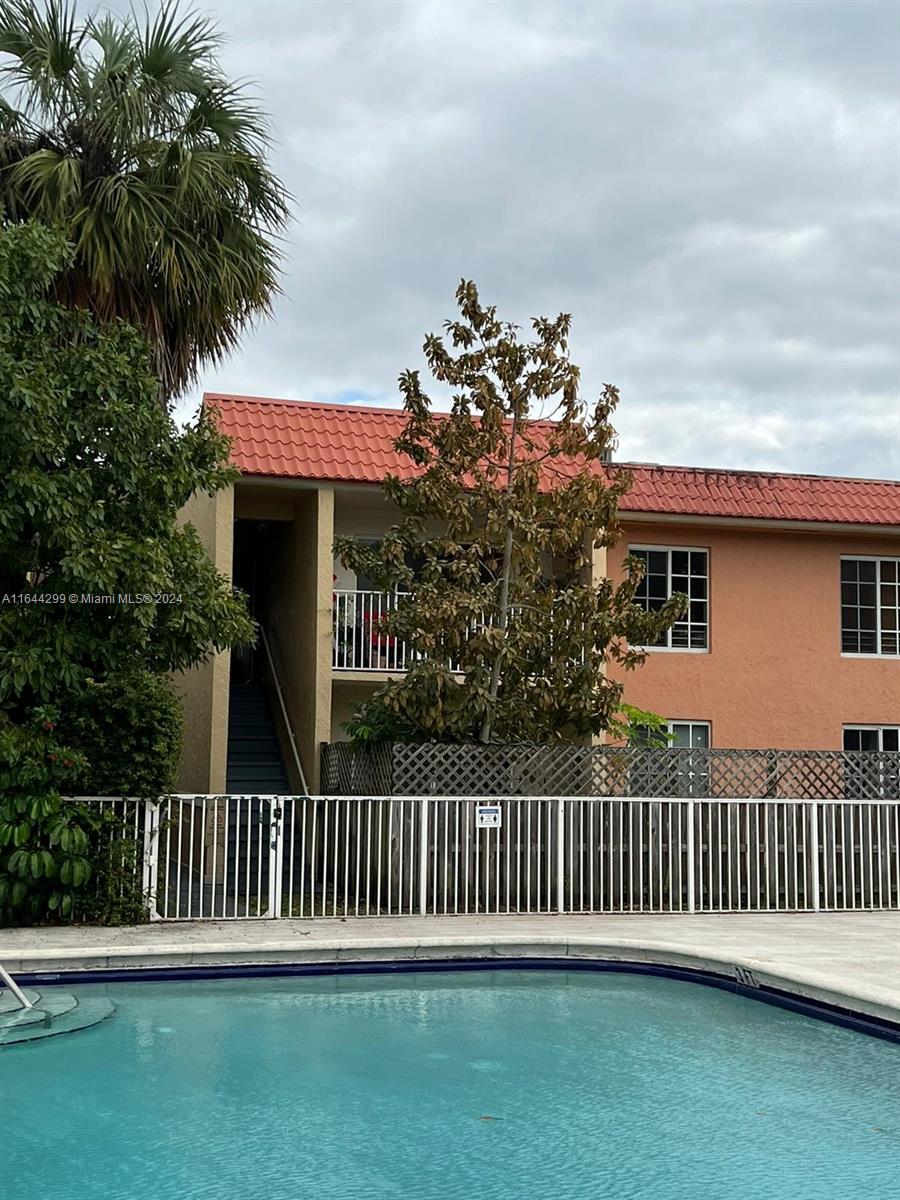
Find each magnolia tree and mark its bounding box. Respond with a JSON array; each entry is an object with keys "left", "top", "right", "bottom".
[{"left": 335, "top": 280, "right": 685, "bottom": 745}]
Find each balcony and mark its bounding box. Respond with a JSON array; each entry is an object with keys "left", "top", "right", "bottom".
[
  {"left": 332, "top": 589, "right": 471, "bottom": 674},
  {"left": 332, "top": 589, "right": 411, "bottom": 672},
  {"left": 332, "top": 589, "right": 585, "bottom": 674}
]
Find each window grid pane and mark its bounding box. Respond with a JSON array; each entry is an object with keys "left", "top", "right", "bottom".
[
  {"left": 841, "top": 558, "right": 900, "bottom": 657},
  {"left": 632, "top": 549, "right": 667, "bottom": 647},
  {"left": 631, "top": 547, "right": 708, "bottom": 650},
  {"left": 844, "top": 726, "right": 900, "bottom": 752}
]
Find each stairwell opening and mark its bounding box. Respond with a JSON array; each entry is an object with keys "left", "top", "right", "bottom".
[{"left": 229, "top": 519, "right": 292, "bottom": 794}]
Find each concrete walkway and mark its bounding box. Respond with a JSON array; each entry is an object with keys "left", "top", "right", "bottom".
[{"left": 2, "top": 912, "right": 898, "bottom": 1025}]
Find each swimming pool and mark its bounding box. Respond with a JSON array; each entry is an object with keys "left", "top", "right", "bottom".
[{"left": 3, "top": 969, "right": 898, "bottom": 1199}]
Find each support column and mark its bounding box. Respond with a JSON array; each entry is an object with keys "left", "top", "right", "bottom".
[
  {"left": 173, "top": 485, "right": 234, "bottom": 793},
  {"left": 268, "top": 487, "right": 334, "bottom": 793}
]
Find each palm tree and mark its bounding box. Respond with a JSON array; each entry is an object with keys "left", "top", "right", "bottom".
[{"left": 0, "top": 0, "right": 290, "bottom": 401}]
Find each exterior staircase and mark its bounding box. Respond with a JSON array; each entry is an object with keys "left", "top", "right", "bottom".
[
  {"left": 227, "top": 685, "right": 290, "bottom": 794},
  {"left": 0, "top": 987, "right": 114, "bottom": 1047}
]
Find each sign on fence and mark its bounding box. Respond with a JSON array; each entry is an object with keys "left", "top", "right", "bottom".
[{"left": 476, "top": 804, "right": 502, "bottom": 829}]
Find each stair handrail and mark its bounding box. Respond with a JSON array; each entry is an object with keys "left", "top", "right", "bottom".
[
  {"left": 259, "top": 625, "right": 310, "bottom": 795},
  {"left": 0, "top": 960, "right": 33, "bottom": 1010}
]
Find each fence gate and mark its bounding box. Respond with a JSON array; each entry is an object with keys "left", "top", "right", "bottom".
[{"left": 148, "top": 795, "right": 281, "bottom": 920}]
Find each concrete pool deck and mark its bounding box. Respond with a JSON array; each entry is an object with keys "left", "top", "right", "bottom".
[{"left": 1, "top": 913, "right": 898, "bottom": 1026}]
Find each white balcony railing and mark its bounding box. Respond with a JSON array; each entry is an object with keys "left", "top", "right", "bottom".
[
  {"left": 332, "top": 589, "right": 411, "bottom": 672},
  {"left": 332, "top": 589, "right": 587, "bottom": 673},
  {"left": 333, "top": 589, "right": 476, "bottom": 673}
]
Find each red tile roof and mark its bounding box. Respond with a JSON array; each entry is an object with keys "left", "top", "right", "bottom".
[
  {"left": 206, "top": 393, "right": 900, "bottom": 528},
  {"left": 620, "top": 464, "right": 899, "bottom": 525}
]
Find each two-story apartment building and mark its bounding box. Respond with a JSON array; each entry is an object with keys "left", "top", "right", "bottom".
[{"left": 175, "top": 394, "right": 899, "bottom": 793}]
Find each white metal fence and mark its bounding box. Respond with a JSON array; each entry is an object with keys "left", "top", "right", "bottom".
[{"left": 76, "top": 794, "right": 900, "bottom": 921}]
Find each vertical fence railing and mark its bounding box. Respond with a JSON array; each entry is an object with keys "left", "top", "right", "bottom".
[
  {"left": 61, "top": 797, "right": 151, "bottom": 920},
  {"left": 560, "top": 798, "right": 695, "bottom": 914},
  {"left": 67, "top": 795, "right": 900, "bottom": 919},
  {"left": 149, "top": 795, "right": 277, "bottom": 920},
  {"left": 420, "top": 798, "right": 562, "bottom": 915},
  {"left": 332, "top": 590, "right": 410, "bottom": 672},
  {"left": 280, "top": 796, "right": 424, "bottom": 917},
  {"left": 331, "top": 590, "right": 486, "bottom": 674}
]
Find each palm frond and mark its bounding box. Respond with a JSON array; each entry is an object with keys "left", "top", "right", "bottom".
[
  {"left": 7, "top": 146, "right": 81, "bottom": 212},
  {"left": 0, "top": 0, "right": 85, "bottom": 121},
  {"left": 86, "top": 13, "right": 135, "bottom": 85},
  {"left": 0, "top": 0, "right": 291, "bottom": 401},
  {"left": 139, "top": 0, "right": 219, "bottom": 89}
]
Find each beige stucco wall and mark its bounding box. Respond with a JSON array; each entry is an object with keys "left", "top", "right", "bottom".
[
  {"left": 609, "top": 521, "right": 899, "bottom": 750},
  {"left": 173, "top": 485, "right": 234, "bottom": 792},
  {"left": 333, "top": 490, "right": 446, "bottom": 588},
  {"left": 267, "top": 488, "right": 335, "bottom": 790},
  {"left": 330, "top": 679, "right": 386, "bottom": 742},
  {"left": 333, "top": 495, "right": 398, "bottom": 539}
]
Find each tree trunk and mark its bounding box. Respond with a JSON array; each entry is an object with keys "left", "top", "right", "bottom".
[{"left": 480, "top": 407, "right": 519, "bottom": 743}]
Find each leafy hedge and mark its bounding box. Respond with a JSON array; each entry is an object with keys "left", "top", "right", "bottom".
[
  {"left": 0, "top": 672, "right": 182, "bottom": 925},
  {"left": 0, "top": 706, "right": 92, "bottom": 922},
  {"left": 61, "top": 672, "right": 183, "bottom": 799}
]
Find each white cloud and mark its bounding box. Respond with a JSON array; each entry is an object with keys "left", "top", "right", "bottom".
[{"left": 157, "top": 0, "right": 900, "bottom": 480}]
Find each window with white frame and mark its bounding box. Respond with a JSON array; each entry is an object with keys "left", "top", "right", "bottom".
[
  {"left": 668, "top": 721, "right": 711, "bottom": 749},
  {"left": 630, "top": 546, "right": 709, "bottom": 649},
  {"left": 630, "top": 720, "right": 711, "bottom": 796},
  {"left": 843, "top": 726, "right": 899, "bottom": 753},
  {"left": 631, "top": 720, "right": 711, "bottom": 748},
  {"left": 841, "top": 557, "right": 900, "bottom": 656}
]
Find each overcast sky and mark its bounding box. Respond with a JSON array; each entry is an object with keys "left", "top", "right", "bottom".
[{"left": 172, "top": 0, "right": 898, "bottom": 479}]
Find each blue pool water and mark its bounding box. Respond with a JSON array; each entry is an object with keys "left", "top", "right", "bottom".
[{"left": 3, "top": 969, "right": 898, "bottom": 1200}]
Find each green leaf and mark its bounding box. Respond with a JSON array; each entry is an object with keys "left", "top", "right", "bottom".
[
  {"left": 12, "top": 821, "right": 32, "bottom": 847},
  {"left": 7, "top": 848, "right": 27, "bottom": 876}
]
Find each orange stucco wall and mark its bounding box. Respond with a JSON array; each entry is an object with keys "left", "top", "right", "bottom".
[{"left": 609, "top": 521, "right": 899, "bottom": 750}]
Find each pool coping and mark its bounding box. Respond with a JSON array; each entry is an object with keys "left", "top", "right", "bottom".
[{"left": 8, "top": 932, "right": 900, "bottom": 1043}]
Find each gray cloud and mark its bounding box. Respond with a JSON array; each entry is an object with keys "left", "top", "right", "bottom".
[{"left": 158, "top": 0, "right": 899, "bottom": 478}]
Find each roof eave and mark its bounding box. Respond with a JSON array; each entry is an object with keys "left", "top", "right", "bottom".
[{"left": 621, "top": 510, "right": 900, "bottom": 536}]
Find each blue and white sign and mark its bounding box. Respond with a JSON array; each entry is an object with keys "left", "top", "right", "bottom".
[{"left": 476, "top": 804, "right": 502, "bottom": 829}]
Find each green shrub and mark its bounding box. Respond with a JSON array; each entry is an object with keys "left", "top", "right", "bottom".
[
  {"left": 0, "top": 708, "right": 93, "bottom": 923},
  {"left": 0, "top": 674, "right": 181, "bottom": 926},
  {"left": 61, "top": 672, "right": 183, "bottom": 798},
  {"left": 343, "top": 702, "right": 423, "bottom": 745}
]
